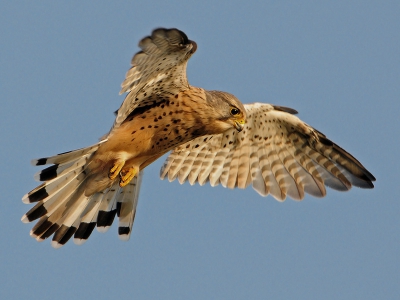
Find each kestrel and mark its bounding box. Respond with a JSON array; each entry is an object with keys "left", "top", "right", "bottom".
[{"left": 22, "top": 28, "right": 375, "bottom": 248}]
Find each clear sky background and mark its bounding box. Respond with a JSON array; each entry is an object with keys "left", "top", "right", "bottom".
[{"left": 1, "top": 1, "right": 399, "bottom": 299}]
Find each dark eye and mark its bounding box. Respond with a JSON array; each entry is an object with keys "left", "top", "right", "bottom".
[{"left": 230, "top": 108, "right": 240, "bottom": 116}]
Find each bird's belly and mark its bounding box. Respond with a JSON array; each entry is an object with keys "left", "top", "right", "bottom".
[{"left": 92, "top": 107, "right": 196, "bottom": 172}]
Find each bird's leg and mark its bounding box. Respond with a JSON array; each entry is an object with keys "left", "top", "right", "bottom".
[
  {"left": 119, "top": 167, "right": 138, "bottom": 187},
  {"left": 109, "top": 160, "right": 125, "bottom": 181}
]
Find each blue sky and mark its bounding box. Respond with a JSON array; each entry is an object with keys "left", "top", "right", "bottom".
[{"left": 1, "top": 1, "right": 399, "bottom": 299}]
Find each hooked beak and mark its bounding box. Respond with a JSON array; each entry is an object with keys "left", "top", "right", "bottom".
[{"left": 234, "top": 119, "right": 245, "bottom": 132}]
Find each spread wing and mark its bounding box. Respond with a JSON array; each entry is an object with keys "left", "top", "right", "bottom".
[
  {"left": 160, "top": 103, "right": 375, "bottom": 201},
  {"left": 113, "top": 28, "right": 197, "bottom": 128}
]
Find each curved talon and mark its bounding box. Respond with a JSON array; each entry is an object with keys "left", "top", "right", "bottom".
[
  {"left": 109, "top": 160, "right": 125, "bottom": 180},
  {"left": 119, "top": 167, "right": 138, "bottom": 187}
]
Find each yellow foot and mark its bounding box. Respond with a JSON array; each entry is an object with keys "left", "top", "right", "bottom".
[
  {"left": 119, "top": 167, "right": 138, "bottom": 187},
  {"left": 109, "top": 160, "right": 125, "bottom": 181}
]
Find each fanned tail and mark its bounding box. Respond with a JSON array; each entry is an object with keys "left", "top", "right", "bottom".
[{"left": 22, "top": 141, "right": 143, "bottom": 248}]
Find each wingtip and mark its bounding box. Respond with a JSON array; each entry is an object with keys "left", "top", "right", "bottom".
[
  {"left": 366, "top": 171, "right": 376, "bottom": 183},
  {"left": 361, "top": 181, "right": 375, "bottom": 189}
]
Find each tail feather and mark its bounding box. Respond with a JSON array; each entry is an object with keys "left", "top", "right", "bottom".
[
  {"left": 22, "top": 141, "right": 143, "bottom": 248},
  {"left": 52, "top": 224, "right": 78, "bottom": 248},
  {"left": 96, "top": 184, "right": 120, "bottom": 232},
  {"left": 22, "top": 172, "right": 86, "bottom": 223},
  {"left": 30, "top": 177, "right": 88, "bottom": 242},
  {"left": 74, "top": 222, "right": 97, "bottom": 245},
  {"left": 30, "top": 216, "right": 60, "bottom": 241},
  {"left": 33, "top": 155, "right": 89, "bottom": 182},
  {"left": 51, "top": 186, "right": 92, "bottom": 248},
  {"left": 31, "top": 140, "right": 106, "bottom": 166},
  {"left": 74, "top": 192, "right": 104, "bottom": 245},
  {"left": 23, "top": 160, "right": 87, "bottom": 204},
  {"left": 117, "top": 171, "right": 142, "bottom": 241}
]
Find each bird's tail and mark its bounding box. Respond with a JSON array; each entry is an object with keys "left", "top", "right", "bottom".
[{"left": 22, "top": 140, "right": 142, "bottom": 248}]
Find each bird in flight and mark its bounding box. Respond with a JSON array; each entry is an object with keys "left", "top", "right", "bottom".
[{"left": 22, "top": 28, "right": 375, "bottom": 248}]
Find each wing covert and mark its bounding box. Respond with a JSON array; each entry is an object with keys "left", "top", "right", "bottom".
[
  {"left": 114, "top": 28, "right": 197, "bottom": 128},
  {"left": 160, "top": 103, "right": 375, "bottom": 201}
]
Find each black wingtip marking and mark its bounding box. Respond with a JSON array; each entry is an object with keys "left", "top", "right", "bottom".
[
  {"left": 273, "top": 105, "right": 298, "bottom": 115},
  {"left": 362, "top": 181, "right": 375, "bottom": 189},
  {"left": 318, "top": 136, "right": 334, "bottom": 146},
  {"left": 28, "top": 188, "right": 49, "bottom": 203},
  {"left": 330, "top": 142, "right": 376, "bottom": 185},
  {"left": 75, "top": 222, "right": 96, "bottom": 240},
  {"left": 97, "top": 210, "right": 117, "bottom": 227},
  {"left": 118, "top": 227, "right": 130, "bottom": 236},
  {"left": 152, "top": 28, "right": 190, "bottom": 43},
  {"left": 174, "top": 28, "right": 190, "bottom": 44}
]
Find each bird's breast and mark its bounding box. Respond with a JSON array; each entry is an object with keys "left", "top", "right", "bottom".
[{"left": 98, "top": 89, "right": 210, "bottom": 163}]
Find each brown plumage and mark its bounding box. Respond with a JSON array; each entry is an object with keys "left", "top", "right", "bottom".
[{"left": 22, "top": 28, "right": 375, "bottom": 248}]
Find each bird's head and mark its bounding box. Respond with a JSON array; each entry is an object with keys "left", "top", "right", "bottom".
[{"left": 205, "top": 91, "right": 247, "bottom": 133}]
